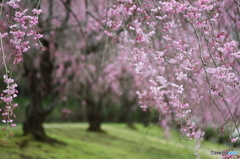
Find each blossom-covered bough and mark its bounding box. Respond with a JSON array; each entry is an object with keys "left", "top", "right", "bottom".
[
  {"left": 0, "top": 0, "right": 42, "bottom": 143},
  {"left": 105, "top": 0, "right": 240, "bottom": 158}
]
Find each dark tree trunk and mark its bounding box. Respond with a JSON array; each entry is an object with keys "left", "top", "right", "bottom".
[
  {"left": 23, "top": 96, "right": 47, "bottom": 141},
  {"left": 119, "top": 75, "right": 138, "bottom": 129},
  {"left": 87, "top": 105, "right": 103, "bottom": 132},
  {"left": 86, "top": 99, "right": 103, "bottom": 132},
  {"left": 123, "top": 101, "right": 135, "bottom": 129},
  {"left": 23, "top": 115, "right": 47, "bottom": 141},
  {"left": 121, "top": 94, "right": 137, "bottom": 129},
  {"left": 22, "top": 70, "right": 48, "bottom": 141},
  {"left": 23, "top": 39, "right": 55, "bottom": 141}
]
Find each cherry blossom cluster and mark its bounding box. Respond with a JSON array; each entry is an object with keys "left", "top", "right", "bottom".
[
  {"left": 105, "top": 0, "right": 240, "bottom": 156},
  {"left": 0, "top": 75, "right": 18, "bottom": 127},
  {"left": 6, "top": 2, "right": 43, "bottom": 64}
]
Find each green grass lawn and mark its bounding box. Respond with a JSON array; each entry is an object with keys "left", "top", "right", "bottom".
[{"left": 0, "top": 123, "right": 237, "bottom": 159}]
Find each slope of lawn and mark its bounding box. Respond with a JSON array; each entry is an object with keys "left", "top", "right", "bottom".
[{"left": 0, "top": 123, "right": 237, "bottom": 159}]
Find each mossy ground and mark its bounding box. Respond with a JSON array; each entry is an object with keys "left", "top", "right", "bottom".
[{"left": 0, "top": 123, "right": 237, "bottom": 159}]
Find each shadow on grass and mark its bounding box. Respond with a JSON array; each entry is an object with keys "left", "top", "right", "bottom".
[{"left": 1, "top": 133, "right": 66, "bottom": 149}]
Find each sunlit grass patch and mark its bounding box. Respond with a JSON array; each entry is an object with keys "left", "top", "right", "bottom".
[{"left": 0, "top": 123, "right": 236, "bottom": 159}]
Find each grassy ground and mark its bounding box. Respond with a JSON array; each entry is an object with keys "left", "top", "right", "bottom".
[{"left": 0, "top": 123, "right": 237, "bottom": 159}]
